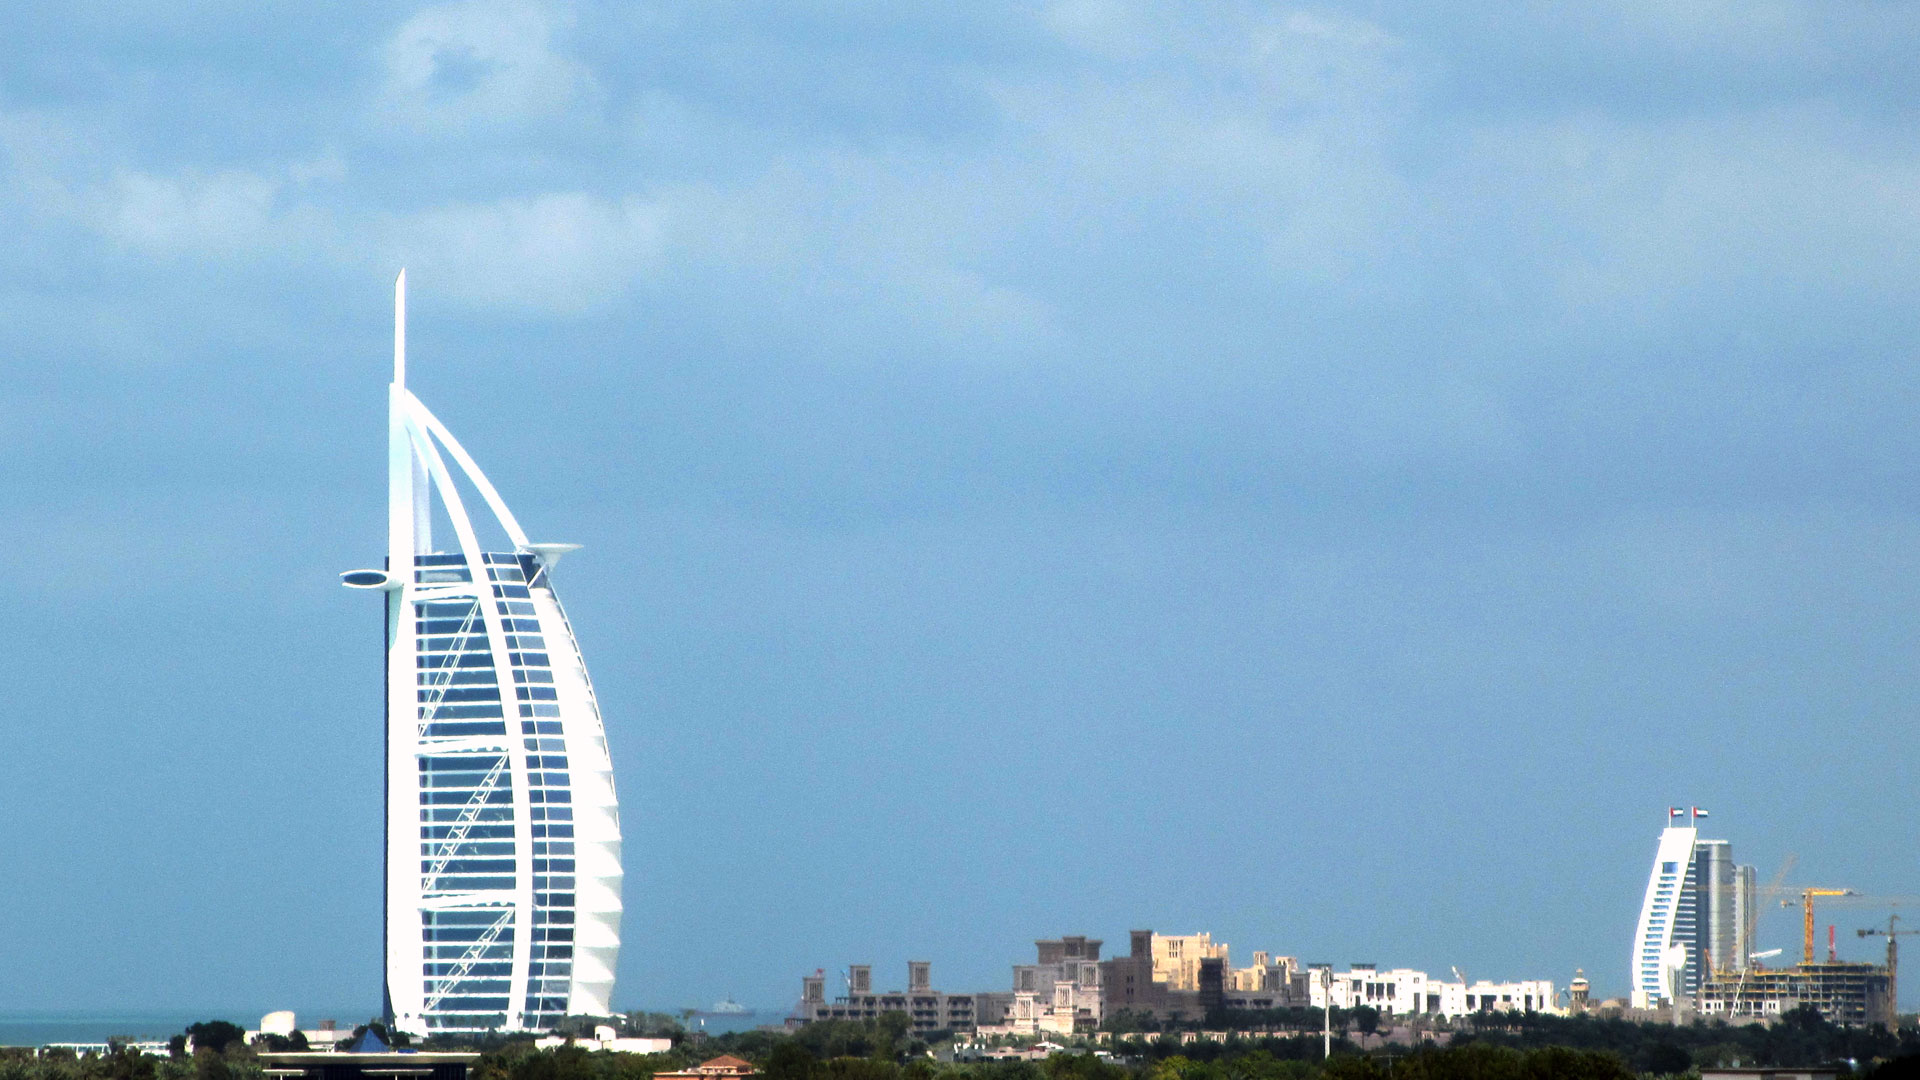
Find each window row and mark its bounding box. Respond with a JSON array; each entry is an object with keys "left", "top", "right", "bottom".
[
  {"left": 422, "top": 924, "right": 508, "bottom": 941},
  {"left": 416, "top": 616, "right": 543, "bottom": 635},
  {"left": 426, "top": 868, "right": 518, "bottom": 887},
  {"left": 424, "top": 979, "right": 511, "bottom": 995},
  {"left": 421, "top": 756, "right": 507, "bottom": 773},
  {"left": 421, "top": 805, "right": 512, "bottom": 824},
  {"left": 424, "top": 1013, "right": 507, "bottom": 1029},
  {"left": 423, "top": 842, "right": 516, "bottom": 859},
  {"left": 419, "top": 635, "right": 545, "bottom": 652},
  {"left": 420, "top": 670, "right": 499, "bottom": 687},
  {"left": 418, "top": 714, "right": 510, "bottom": 737},
  {"left": 425, "top": 823, "right": 515, "bottom": 840},
  {"left": 425, "top": 962, "right": 511, "bottom": 977},
  {"left": 418, "top": 704, "right": 504, "bottom": 721},
  {"left": 420, "top": 684, "right": 504, "bottom": 703},
  {"left": 425, "top": 943, "right": 513, "bottom": 960},
  {"left": 419, "top": 653, "right": 495, "bottom": 670},
  {"left": 425, "top": 997, "right": 510, "bottom": 1013},
  {"left": 421, "top": 776, "right": 506, "bottom": 793},
  {"left": 420, "top": 789, "right": 512, "bottom": 805},
  {"left": 424, "top": 858, "right": 517, "bottom": 875}
]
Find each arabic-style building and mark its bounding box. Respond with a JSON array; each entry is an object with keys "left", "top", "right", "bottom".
[{"left": 343, "top": 272, "right": 623, "bottom": 1035}]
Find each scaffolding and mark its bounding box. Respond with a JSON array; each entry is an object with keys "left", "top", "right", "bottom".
[{"left": 1696, "top": 961, "right": 1893, "bottom": 1027}]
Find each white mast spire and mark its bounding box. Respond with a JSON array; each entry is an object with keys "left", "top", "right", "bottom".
[{"left": 394, "top": 269, "right": 407, "bottom": 388}]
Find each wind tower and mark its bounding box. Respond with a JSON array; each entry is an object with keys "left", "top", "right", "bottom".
[{"left": 342, "top": 272, "right": 624, "bottom": 1035}]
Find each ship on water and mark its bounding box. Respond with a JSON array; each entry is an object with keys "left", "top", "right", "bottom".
[{"left": 696, "top": 998, "right": 753, "bottom": 1017}]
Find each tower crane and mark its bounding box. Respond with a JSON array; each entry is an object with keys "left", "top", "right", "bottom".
[
  {"left": 1781, "top": 889, "right": 1855, "bottom": 964},
  {"left": 1858, "top": 914, "right": 1920, "bottom": 1015},
  {"left": 1774, "top": 891, "right": 1920, "bottom": 965}
]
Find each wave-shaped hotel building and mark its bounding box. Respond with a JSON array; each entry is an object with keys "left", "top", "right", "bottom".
[{"left": 343, "top": 273, "right": 623, "bottom": 1035}]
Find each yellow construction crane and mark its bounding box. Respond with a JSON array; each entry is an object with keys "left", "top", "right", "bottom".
[
  {"left": 1775, "top": 890, "right": 1920, "bottom": 964},
  {"left": 1783, "top": 889, "right": 1855, "bottom": 964}
]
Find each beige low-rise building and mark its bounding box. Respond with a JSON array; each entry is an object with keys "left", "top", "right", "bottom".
[
  {"left": 791, "top": 961, "right": 990, "bottom": 1033},
  {"left": 1153, "top": 933, "right": 1230, "bottom": 992}
]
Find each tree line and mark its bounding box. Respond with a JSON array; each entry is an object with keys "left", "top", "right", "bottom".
[{"left": 10, "top": 1008, "right": 1920, "bottom": 1080}]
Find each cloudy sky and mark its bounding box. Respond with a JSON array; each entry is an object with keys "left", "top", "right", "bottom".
[{"left": 4, "top": 0, "right": 1920, "bottom": 1018}]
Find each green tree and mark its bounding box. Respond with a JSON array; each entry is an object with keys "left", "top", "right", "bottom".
[
  {"left": 764, "top": 1041, "right": 819, "bottom": 1080},
  {"left": 622, "top": 1014, "right": 687, "bottom": 1040},
  {"left": 817, "top": 1058, "right": 899, "bottom": 1080},
  {"left": 871, "top": 1015, "right": 912, "bottom": 1062},
  {"left": 1318, "top": 1056, "right": 1381, "bottom": 1080},
  {"left": 185, "top": 1025, "right": 245, "bottom": 1055}
]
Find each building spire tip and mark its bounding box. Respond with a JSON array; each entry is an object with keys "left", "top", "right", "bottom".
[{"left": 393, "top": 270, "right": 408, "bottom": 387}]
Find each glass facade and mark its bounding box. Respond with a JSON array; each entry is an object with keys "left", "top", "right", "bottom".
[
  {"left": 1631, "top": 828, "right": 1697, "bottom": 1007},
  {"left": 350, "top": 310, "right": 621, "bottom": 1038},
  {"left": 1630, "top": 826, "right": 1756, "bottom": 1007},
  {"left": 390, "top": 543, "right": 616, "bottom": 1034}
]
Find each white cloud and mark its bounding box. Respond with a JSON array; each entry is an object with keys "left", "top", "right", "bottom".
[
  {"left": 7, "top": 1, "right": 1920, "bottom": 340},
  {"left": 386, "top": 192, "right": 665, "bottom": 313},
  {"left": 1044, "top": 0, "right": 1154, "bottom": 59},
  {"left": 1435, "top": 107, "right": 1920, "bottom": 326},
  {"left": 378, "top": 0, "right": 597, "bottom": 132},
  {"left": 100, "top": 169, "right": 284, "bottom": 255}
]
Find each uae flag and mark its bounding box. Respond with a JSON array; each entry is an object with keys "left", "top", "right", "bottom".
[
  {"left": 1692, "top": 807, "right": 1710, "bottom": 818},
  {"left": 1670, "top": 807, "right": 1686, "bottom": 818}
]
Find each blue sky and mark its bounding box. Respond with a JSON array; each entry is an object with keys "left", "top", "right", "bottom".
[{"left": 4, "top": 0, "right": 1920, "bottom": 1018}]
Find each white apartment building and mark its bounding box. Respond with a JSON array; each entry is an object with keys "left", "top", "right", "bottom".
[{"left": 1307, "top": 965, "right": 1561, "bottom": 1018}]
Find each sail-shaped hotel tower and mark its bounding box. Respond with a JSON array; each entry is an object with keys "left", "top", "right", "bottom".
[{"left": 342, "top": 273, "right": 622, "bottom": 1035}]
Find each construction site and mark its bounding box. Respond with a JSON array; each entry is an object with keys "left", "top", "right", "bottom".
[
  {"left": 1696, "top": 883, "right": 1913, "bottom": 1027},
  {"left": 1633, "top": 814, "right": 1911, "bottom": 1027}
]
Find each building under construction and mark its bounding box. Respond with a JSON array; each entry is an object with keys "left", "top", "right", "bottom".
[
  {"left": 1695, "top": 890, "right": 1898, "bottom": 1027},
  {"left": 1696, "top": 961, "right": 1893, "bottom": 1027}
]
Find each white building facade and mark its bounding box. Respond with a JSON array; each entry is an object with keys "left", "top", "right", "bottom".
[
  {"left": 343, "top": 273, "right": 623, "bottom": 1035},
  {"left": 1307, "top": 966, "right": 1560, "bottom": 1018},
  {"left": 1630, "top": 825, "right": 1700, "bottom": 1008}
]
